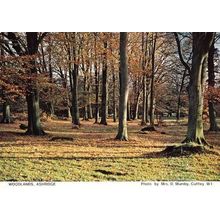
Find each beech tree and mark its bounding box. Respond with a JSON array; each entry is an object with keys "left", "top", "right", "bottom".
[
  {"left": 71, "top": 32, "right": 80, "bottom": 127},
  {"left": 100, "top": 34, "right": 108, "bottom": 125},
  {"left": 141, "top": 32, "right": 148, "bottom": 125},
  {"left": 116, "top": 32, "right": 129, "bottom": 140},
  {"left": 26, "top": 32, "right": 46, "bottom": 135},
  {"left": 0, "top": 33, "right": 24, "bottom": 123},
  {"left": 149, "top": 33, "right": 157, "bottom": 128},
  {"left": 166, "top": 32, "right": 215, "bottom": 154},
  {"left": 0, "top": 43, "right": 11, "bottom": 123},
  {"left": 184, "top": 33, "right": 215, "bottom": 145},
  {"left": 0, "top": 32, "right": 47, "bottom": 135},
  {"left": 207, "top": 39, "right": 219, "bottom": 131},
  {"left": 94, "top": 33, "right": 100, "bottom": 123}
]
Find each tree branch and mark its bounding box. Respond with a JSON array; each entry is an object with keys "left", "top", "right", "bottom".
[
  {"left": 37, "top": 32, "right": 48, "bottom": 46},
  {"left": 173, "top": 32, "right": 191, "bottom": 74},
  {"left": 4, "top": 32, "right": 24, "bottom": 55}
]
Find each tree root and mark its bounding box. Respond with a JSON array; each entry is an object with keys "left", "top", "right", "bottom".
[
  {"left": 100, "top": 122, "right": 108, "bottom": 126},
  {"left": 163, "top": 134, "right": 216, "bottom": 156},
  {"left": 72, "top": 124, "right": 80, "bottom": 129},
  {"left": 115, "top": 134, "right": 128, "bottom": 141},
  {"left": 162, "top": 142, "right": 213, "bottom": 157},
  {"left": 181, "top": 137, "right": 213, "bottom": 148},
  {"left": 25, "top": 129, "right": 46, "bottom": 136}
]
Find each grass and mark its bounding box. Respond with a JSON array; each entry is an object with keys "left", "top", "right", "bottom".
[{"left": 0, "top": 118, "right": 219, "bottom": 181}]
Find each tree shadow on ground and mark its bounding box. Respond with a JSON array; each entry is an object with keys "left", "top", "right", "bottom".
[
  {"left": 0, "top": 148, "right": 218, "bottom": 161},
  {"left": 0, "top": 131, "right": 25, "bottom": 136},
  {"left": 0, "top": 130, "right": 50, "bottom": 137}
]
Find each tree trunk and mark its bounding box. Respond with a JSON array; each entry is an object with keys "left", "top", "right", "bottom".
[
  {"left": 112, "top": 64, "right": 117, "bottom": 122},
  {"left": 71, "top": 33, "right": 80, "bottom": 127},
  {"left": 64, "top": 74, "right": 71, "bottom": 119},
  {"left": 94, "top": 59, "right": 100, "bottom": 123},
  {"left": 0, "top": 44, "right": 12, "bottom": 124},
  {"left": 133, "top": 92, "right": 140, "bottom": 120},
  {"left": 100, "top": 37, "right": 108, "bottom": 125},
  {"left": 208, "top": 41, "right": 219, "bottom": 131},
  {"left": 72, "top": 66, "right": 80, "bottom": 126},
  {"left": 26, "top": 32, "right": 45, "bottom": 135},
  {"left": 185, "top": 59, "right": 206, "bottom": 144},
  {"left": 127, "top": 98, "right": 131, "bottom": 121},
  {"left": 87, "top": 66, "right": 93, "bottom": 119},
  {"left": 164, "top": 33, "right": 215, "bottom": 155},
  {"left": 83, "top": 73, "right": 89, "bottom": 121},
  {"left": 67, "top": 102, "right": 71, "bottom": 118},
  {"left": 141, "top": 71, "right": 147, "bottom": 125},
  {"left": 141, "top": 33, "right": 147, "bottom": 125},
  {"left": 26, "top": 90, "right": 45, "bottom": 135},
  {"left": 94, "top": 33, "right": 100, "bottom": 123},
  {"left": 116, "top": 32, "right": 129, "bottom": 141},
  {"left": 208, "top": 102, "right": 219, "bottom": 131},
  {"left": 146, "top": 90, "right": 149, "bottom": 123},
  {"left": 1, "top": 101, "right": 11, "bottom": 123},
  {"left": 48, "top": 40, "right": 55, "bottom": 117},
  {"left": 149, "top": 33, "right": 157, "bottom": 127},
  {"left": 184, "top": 33, "right": 215, "bottom": 146},
  {"left": 88, "top": 103, "right": 93, "bottom": 119},
  {"left": 176, "top": 95, "right": 181, "bottom": 121},
  {"left": 71, "top": 69, "right": 79, "bottom": 125},
  {"left": 176, "top": 69, "right": 187, "bottom": 121}
]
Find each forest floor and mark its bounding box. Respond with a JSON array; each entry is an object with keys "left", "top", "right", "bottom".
[{"left": 0, "top": 118, "right": 219, "bottom": 181}]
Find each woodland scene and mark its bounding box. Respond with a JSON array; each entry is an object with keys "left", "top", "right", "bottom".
[{"left": 0, "top": 32, "right": 219, "bottom": 181}]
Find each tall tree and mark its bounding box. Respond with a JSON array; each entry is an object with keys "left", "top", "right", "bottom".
[
  {"left": 0, "top": 32, "right": 26, "bottom": 124},
  {"left": 207, "top": 40, "right": 219, "bottom": 131},
  {"left": 26, "top": 32, "right": 45, "bottom": 135},
  {"left": 94, "top": 33, "right": 100, "bottom": 123},
  {"left": 100, "top": 34, "right": 108, "bottom": 125},
  {"left": 48, "top": 36, "right": 55, "bottom": 117},
  {"left": 184, "top": 33, "right": 214, "bottom": 146},
  {"left": 165, "top": 32, "right": 215, "bottom": 154},
  {"left": 0, "top": 41, "right": 11, "bottom": 123},
  {"left": 141, "top": 32, "right": 148, "bottom": 125},
  {"left": 87, "top": 65, "right": 93, "bottom": 119},
  {"left": 132, "top": 72, "right": 141, "bottom": 120},
  {"left": 116, "top": 32, "right": 129, "bottom": 140},
  {"left": 71, "top": 32, "right": 80, "bottom": 127},
  {"left": 112, "top": 63, "right": 117, "bottom": 122},
  {"left": 127, "top": 98, "right": 131, "bottom": 121},
  {"left": 109, "top": 34, "right": 117, "bottom": 123},
  {"left": 149, "top": 33, "right": 157, "bottom": 128}
]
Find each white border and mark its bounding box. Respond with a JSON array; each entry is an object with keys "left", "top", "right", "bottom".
[{"left": 1, "top": 0, "right": 220, "bottom": 31}]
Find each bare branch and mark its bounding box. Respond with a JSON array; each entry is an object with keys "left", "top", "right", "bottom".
[
  {"left": 173, "top": 32, "right": 191, "bottom": 74},
  {"left": 37, "top": 32, "right": 48, "bottom": 45}
]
